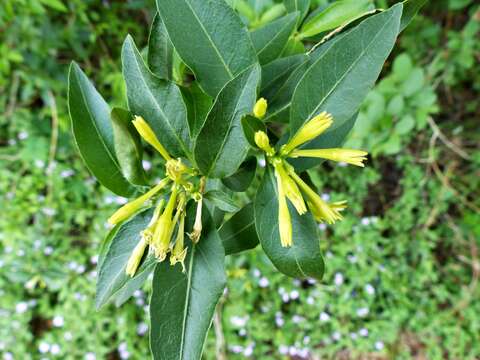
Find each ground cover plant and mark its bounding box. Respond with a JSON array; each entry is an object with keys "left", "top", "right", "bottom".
[{"left": 1, "top": 0, "right": 479, "bottom": 359}]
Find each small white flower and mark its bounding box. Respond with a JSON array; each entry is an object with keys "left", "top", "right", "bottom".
[
  {"left": 334, "top": 272, "right": 344, "bottom": 286},
  {"left": 135, "top": 298, "right": 145, "bottom": 307},
  {"left": 230, "top": 316, "right": 248, "bottom": 327},
  {"left": 375, "top": 341, "right": 384, "bottom": 350},
  {"left": 243, "top": 344, "right": 254, "bottom": 357},
  {"left": 361, "top": 217, "right": 371, "bottom": 226},
  {"left": 350, "top": 332, "right": 358, "bottom": 340},
  {"left": 365, "top": 283, "right": 375, "bottom": 295},
  {"left": 359, "top": 328, "right": 369, "bottom": 337},
  {"left": 3, "top": 352, "right": 13, "bottom": 360},
  {"left": 85, "top": 353, "right": 96, "bottom": 360},
  {"left": 258, "top": 277, "right": 269, "bottom": 288},
  {"left": 115, "top": 197, "right": 128, "bottom": 205},
  {"left": 68, "top": 262, "right": 78, "bottom": 271},
  {"left": 16, "top": 302, "right": 28, "bottom": 314},
  {"left": 42, "top": 207, "right": 56, "bottom": 217},
  {"left": 318, "top": 223, "right": 327, "bottom": 231},
  {"left": 229, "top": 345, "right": 243, "bottom": 354},
  {"left": 252, "top": 268, "right": 261, "bottom": 277},
  {"left": 299, "top": 348, "right": 309, "bottom": 358},
  {"left": 356, "top": 307, "right": 369, "bottom": 317},
  {"left": 303, "top": 336, "right": 310, "bottom": 345},
  {"left": 142, "top": 160, "right": 152, "bottom": 171},
  {"left": 258, "top": 157, "right": 266, "bottom": 167},
  {"left": 278, "top": 287, "right": 285, "bottom": 295},
  {"left": 275, "top": 317, "right": 284, "bottom": 327},
  {"left": 137, "top": 322, "right": 148, "bottom": 336},
  {"left": 64, "top": 332, "right": 73, "bottom": 341},
  {"left": 50, "top": 343, "right": 61, "bottom": 355},
  {"left": 35, "top": 159, "right": 45, "bottom": 168},
  {"left": 34, "top": 240, "right": 42, "bottom": 249},
  {"left": 288, "top": 346, "right": 298, "bottom": 356},
  {"left": 133, "top": 290, "right": 143, "bottom": 298},
  {"left": 17, "top": 250, "right": 25, "bottom": 257},
  {"left": 290, "top": 290, "right": 299, "bottom": 300},
  {"left": 337, "top": 161, "right": 348, "bottom": 167},
  {"left": 332, "top": 331, "right": 342, "bottom": 341},
  {"left": 52, "top": 315, "right": 64, "bottom": 327},
  {"left": 90, "top": 255, "right": 99, "bottom": 264},
  {"left": 319, "top": 312, "right": 330, "bottom": 322},
  {"left": 60, "top": 169, "right": 75, "bottom": 178},
  {"left": 279, "top": 345, "right": 289, "bottom": 355},
  {"left": 281, "top": 293, "right": 290, "bottom": 303},
  {"left": 321, "top": 193, "right": 330, "bottom": 201},
  {"left": 239, "top": 328, "right": 247, "bottom": 336},
  {"left": 306, "top": 297, "right": 315, "bottom": 305},
  {"left": 292, "top": 315, "right": 304, "bottom": 324},
  {"left": 39, "top": 342, "right": 50, "bottom": 353},
  {"left": 347, "top": 254, "right": 357, "bottom": 263},
  {"left": 120, "top": 350, "right": 130, "bottom": 359}
]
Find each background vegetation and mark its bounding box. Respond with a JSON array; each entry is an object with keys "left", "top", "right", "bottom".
[{"left": 1, "top": 0, "right": 479, "bottom": 359}]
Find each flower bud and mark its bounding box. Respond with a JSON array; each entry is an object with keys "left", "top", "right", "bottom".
[{"left": 253, "top": 98, "right": 268, "bottom": 119}]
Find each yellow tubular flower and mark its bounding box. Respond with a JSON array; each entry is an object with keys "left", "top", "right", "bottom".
[
  {"left": 108, "top": 178, "right": 170, "bottom": 225},
  {"left": 287, "top": 168, "right": 343, "bottom": 224},
  {"left": 275, "top": 169, "right": 293, "bottom": 247},
  {"left": 140, "top": 198, "right": 165, "bottom": 244},
  {"left": 151, "top": 186, "right": 178, "bottom": 261},
  {"left": 125, "top": 237, "right": 148, "bottom": 277},
  {"left": 273, "top": 160, "right": 307, "bottom": 215},
  {"left": 188, "top": 197, "right": 203, "bottom": 243},
  {"left": 132, "top": 116, "right": 172, "bottom": 161},
  {"left": 253, "top": 98, "right": 268, "bottom": 119},
  {"left": 281, "top": 112, "right": 333, "bottom": 155},
  {"left": 289, "top": 148, "right": 368, "bottom": 167},
  {"left": 254, "top": 131, "right": 275, "bottom": 156},
  {"left": 166, "top": 158, "right": 188, "bottom": 181},
  {"left": 170, "top": 213, "right": 187, "bottom": 272}
]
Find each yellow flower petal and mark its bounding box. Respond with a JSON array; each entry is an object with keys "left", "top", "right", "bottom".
[
  {"left": 132, "top": 116, "right": 171, "bottom": 161},
  {"left": 289, "top": 148, "right": 368, "bottom": 167},
  {"left": 254, "top": 131, "right": 275, "bottom": 156},
  {"left": 125, "top": 237, "right": 148, "bottom": 277},
  {"left": 273, "top": 161, "right": 306, "bottom": 215},
  {"left": 275, "top": 168, "right": 293, "bottom": 247},
  {"left": 253, "top": 98, "right": 268, "bottom": 119}
]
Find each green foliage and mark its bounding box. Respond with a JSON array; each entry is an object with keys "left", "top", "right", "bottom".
[{"left": 1, "top": 1, "right": 479, "bottom": 359}]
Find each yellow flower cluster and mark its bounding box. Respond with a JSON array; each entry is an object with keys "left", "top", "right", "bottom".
[
  {"left": 108, "top": 116, "right": 204, "bottom": 277},
  {"left": 252, "top": 99, "right": 368, "bottom": 247}
]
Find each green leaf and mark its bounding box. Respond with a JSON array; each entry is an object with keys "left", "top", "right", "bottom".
[
  {"left": 68, "top": 62, "right": 135, "bottom": 197},
  {"left": 204, "top": 190, "right": 240, "bottom": 213},
  {"left": 96, "top": 209, "right": 157, "bottom": 309},
  {"left": 150, "top": 206, "right": 226, "bottom": 360},
  {"left": 113, "top": 266, "right": 154, "bottom": 307},
  {"left": 290, "top": 4, "right": 403, "bottom": 135},
  {"left": 400, "top": 0, "right": 428, "bottom": 32},
  {"left": 148, "top": 13, "right": 174, "bottom": 80},
  {"left": 39, "top": 0, "right": 67, "bottom": 12},
  {"left": 299, "top": 0, "right": 375, "bottom": 39},
  {"left": 156, "top": 0, "right": 257, "bottom": 97},
  {"left": 251, "top": 12, "right": 299, "bottom": 65},
  {"left": 254, "top": 167, "right": 324, "bottom": 279},
  {"left": 260, "top": 54, "right": 307, "bottom": 99},
  {"left": 180, "top": 83, "right": 213, "bottom": 139},
  {"left": 111, "top": 108, "right": 147, "bottom": 185},
  {"left": 122, "top": 35, "right": 191, "bottom": 158},
  {"left": 194, "top": 64, "right": 261, "bottom": 178},
  {"left": 219, "top": 203, "right": 259, "bottom": 255},
  {"left": 284, "top": 0, "right": 310, "bottom": 24},
  {"left": 241, "top": 115, "right": 266, "bottom": 148},
  {"left": 222, "top": 156, "right": 257, "bottom": 192}
]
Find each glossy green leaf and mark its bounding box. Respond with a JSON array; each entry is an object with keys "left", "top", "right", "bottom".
[
  {"left": 180, "top": 83, "right": 213, "bottom": 139},
  {"left": 299, "top": 0, "right": 374, "bottom": 39},
  {"left": 254, "top": 167, "right": 324, "bottom": 279},
  {"left": 111, "top": 108, "right": 147, "bottom": 185},
  {"left": 290, "top": 4, "right": 403, "bottom": 135},
  {"left": 221, "top": 156, "right": 257, "bottom": 192},
  {"left": 251, "top": 12, "right": 298, "bottom": 65},
  {"left": 122, "top": 35, "right": 191, "bottom": 158},
  {"left": 150, "top": 206, "right": 226, "bottom": 360},
  {"left": 241, "top": 115, "right": 266, "bottom": 148},
  {"left": 204, "top": 190, "right": 240, "bottom": 213},
  {"left": 148, "top": 13, "right": 173, "bottom": 80},
  {"left": 68, "top": 62, "right": 135, "bottom": 197},
  {"left": 194, "top": 64, "right": 261, "bottom": 178},
  {"left": 219, "top": 203, "right": 259, "bottom": 255},
  {"left": 96, "top": 209, "right": 157, "bottom": 309},
  {"left": 260, "top": 54, "right": 307, "bottom": 99},
  {"left": 400, "top": 0, "right": 428, "bottom": 32},
  {"left": 156, "top": 0, "right": 257, "bottom": 97},
  {"left": 113, "top": 266, "right": 154, "bottom": 307},
  {"left": 284, "top": 0, "right": 310, "bottom": 24}
]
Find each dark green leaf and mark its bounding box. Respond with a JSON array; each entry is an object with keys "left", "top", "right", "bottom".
[
  {"left": 150, "top": 206, "right": 226, "bottom": 360},
  {"left": 222, "top": 156, "right": 257, "bottom": 192},
  {"left": 113, "top": 266, "right": 155, "bottom": 307},
  {"left": 290, "top": 4, "right": 403, "bottom": 135},
  {"left": 156, "top": 0, "right": 257, "bottom": 97},
  {"left": 400, "top": 0, "right": 428, "bottom": 32},
  {"left": 241, "top": 115, "right": 266, "bottom": 148},
  {"left": 260, "top": 54, "right": 307, "bottom": 99},
  {"left": 96, "top": 209, "right": 157, "bottom": 309},
  {"left": 299, "top": 0, "right": 375, "bottom": 39},
  {"left": 111, "top": 107, "right": 147, "bottom": 185},
  {"left": 284, "top": 0, "right": 311, "bottom": 24},
  {"left": 194, "top": 65, "right": 261, "bottom": 178},
  {"left": 68, "top": 62, "right": 135, "bottom": 197},
  {"left": 180, "top": 83, "right": 213, "bottom": 139},
  {"left": 204, "top": 190, "right": 240, "bottom": 213},
  {"left": 122, "top": 35, "right": 191, "bottom": 158},
  {"left": 219, "top": 203, "right": 259, "bottom": 255},
  {"left": 148, "top": 13, "right": 174, "bottom": 80},
  {"left": 254, "top": 167, "right": 325, "bottom": 279},
  {"left": 251, "top": 12, "right": 299, "bottom": 65}
]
